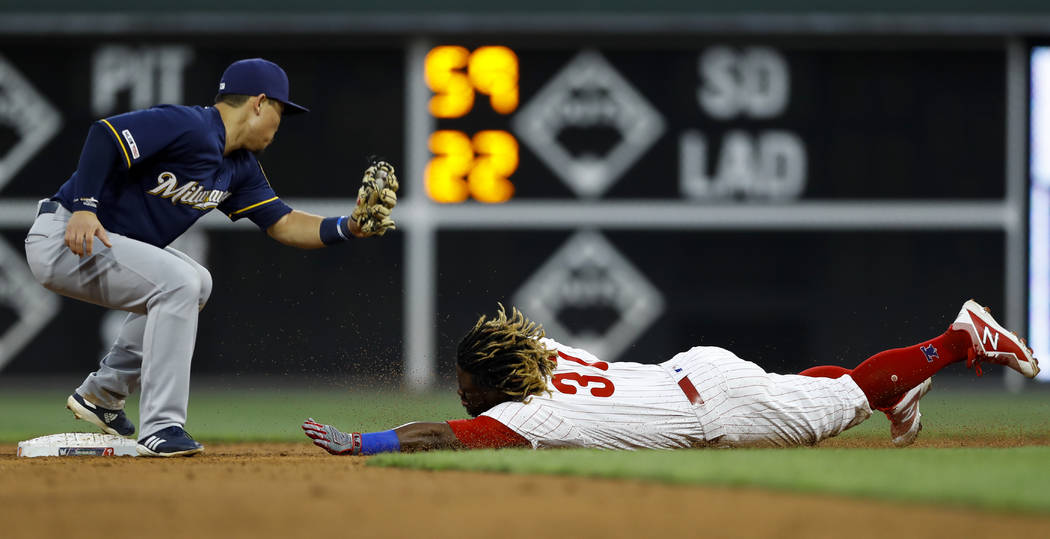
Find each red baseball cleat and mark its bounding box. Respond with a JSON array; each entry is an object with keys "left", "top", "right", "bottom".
[
  {"left": 881, "top": 377, "right": 932, "bottom": 447},
  {"left": 951, "top": 299, "right": 1040, "bottom": 378}
]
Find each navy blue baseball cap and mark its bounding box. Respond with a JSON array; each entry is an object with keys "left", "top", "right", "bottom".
[{"left": 217, "top": 58, "right": 309, "bottom": 114}]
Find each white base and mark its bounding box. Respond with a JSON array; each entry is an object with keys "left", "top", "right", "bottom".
[{"left": 17, "top": 432, "right": 139, "bottom": 458}]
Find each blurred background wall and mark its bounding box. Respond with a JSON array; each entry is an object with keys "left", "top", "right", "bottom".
[{"left": 0, "top": 0, "right": 1047, "bottom": 390}]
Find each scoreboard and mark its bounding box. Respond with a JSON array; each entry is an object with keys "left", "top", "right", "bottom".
[
  {"left": 0, "top": 34, "right": 1023, "bottom": 387},
  {"left": 419, "top": 41, "right": 1004, "bottom": 202},
  {"left": 405, "top": 38, "right": 1012, "bottom": 385},
  {"left": 0, "top": 37, "right": 1006, "bottom": 202}
]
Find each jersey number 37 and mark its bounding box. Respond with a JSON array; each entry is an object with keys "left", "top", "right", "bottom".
[{"left": 552, "top": 351, "right": 615, "bottom": 398}]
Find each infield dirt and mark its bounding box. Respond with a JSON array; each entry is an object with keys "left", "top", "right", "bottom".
[{"left": 2, "top": 441, "right": 1048, "bottom": 539}]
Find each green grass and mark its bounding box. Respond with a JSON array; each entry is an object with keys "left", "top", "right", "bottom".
[
  {"left": 3, "top": 385, "right": 1050, "bottom": 513},
  {"left": 2, "top": 385, "right": 1047, "bottom": 443},
  {"left": 358, "top": 389, "right": 1050, "bottom": 515},
  {"left": 371, "top": 447, "right": 1050, "bottom": 513},
  {"left": 0, "top": 385, "right": 465, "bottom": 442},
  {"left": 1, "top": 386, "right": 1047, "bottom": 443},
  {"left": 831, "top": 389, "right": 1050, "bottom": 442}
]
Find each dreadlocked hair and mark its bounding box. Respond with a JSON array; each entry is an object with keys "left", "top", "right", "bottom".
[{"left": 457, "top": 304, "right": 556, "bottom": 402}]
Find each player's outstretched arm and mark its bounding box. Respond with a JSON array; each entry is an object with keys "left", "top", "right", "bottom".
[
  {"left": 395, "top": 422, "right": 466, "bottom": 451},
  {"left": 266, "top": 210, "right": 367, "bottom": 249},
  {"left": 302, "top": 418, "right": 463, "bottom": 455},
  {"left": 265, "top": 161, "right": 397, "bottom": 248}
]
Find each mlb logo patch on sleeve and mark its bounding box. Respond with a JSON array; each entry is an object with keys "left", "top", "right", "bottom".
[{"left": 122, "top": 129, "right": 140, "bottom": 159}]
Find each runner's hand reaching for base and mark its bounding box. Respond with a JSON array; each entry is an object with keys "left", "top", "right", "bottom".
[{"left": 302, "top": 418, "right": 359, "bottom": 455}]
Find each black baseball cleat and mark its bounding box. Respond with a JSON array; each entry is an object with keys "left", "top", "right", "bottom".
[
  {"left": 66, "top": 393, "right": 135, "bottom": 437},
  {"left": 137, "top": 426, "right": 204, "bottom": 457}
]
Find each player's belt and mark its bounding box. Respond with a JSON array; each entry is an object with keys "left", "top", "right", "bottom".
[
  {"left": 678, "top": 376, "right": 704, "bottom": 405},
  {"left": 37, "top": 200, "right": 61, "bottom": 216}
]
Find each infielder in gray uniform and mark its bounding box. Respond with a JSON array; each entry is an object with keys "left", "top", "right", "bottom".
[{"left": 25, "top": 58, "right": 398, "bottom": 457}]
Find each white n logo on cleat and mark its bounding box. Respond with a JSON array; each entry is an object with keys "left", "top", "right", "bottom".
[{"left": 982, "top": 326, "right": 1000, "bottom": 350}]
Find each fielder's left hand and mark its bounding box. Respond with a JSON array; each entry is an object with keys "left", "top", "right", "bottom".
[{"left": 350, "top": 160, "right": 398, "bottom": 237}]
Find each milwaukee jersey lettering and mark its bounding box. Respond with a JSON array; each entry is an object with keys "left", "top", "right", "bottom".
[
  {"left": 147, "top": 172, "right": 231, "bottom": 210},
  {"left": 53, "top": 105, "right": 291, "bottom": 247}
]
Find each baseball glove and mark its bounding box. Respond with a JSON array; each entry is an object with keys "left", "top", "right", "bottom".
[{"left": 351, "top": 160, "right": 399, "bottom": 237}]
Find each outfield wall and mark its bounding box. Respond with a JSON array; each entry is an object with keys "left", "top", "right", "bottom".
[{"left": 0, "top": 8, "right": 1039, "bottom": 390}]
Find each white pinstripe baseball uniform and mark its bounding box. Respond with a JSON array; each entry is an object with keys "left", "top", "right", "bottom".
[{"left": 480, "top": 338, "right": 872, "bottom": 449}]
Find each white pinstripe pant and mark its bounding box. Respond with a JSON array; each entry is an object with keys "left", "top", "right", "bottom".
[{"left": 668, "top": 346, "right": 872, "bottom": 447}]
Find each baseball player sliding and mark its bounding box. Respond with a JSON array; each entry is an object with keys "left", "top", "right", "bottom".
[
  {"left": 304, "top": 300, "right": 1039, "bottom": 453},
  {"left": 25, "top": 58, "right": 398, "bottom": 457}
]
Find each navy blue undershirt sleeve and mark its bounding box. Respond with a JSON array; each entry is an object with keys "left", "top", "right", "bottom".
[{"left": 70, "top": 122, "right": 122, "bottom": 213}]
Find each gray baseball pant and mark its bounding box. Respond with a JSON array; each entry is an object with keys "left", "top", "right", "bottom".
[{"left": 24, "top": 202, "right": 212, "bottom": 439}]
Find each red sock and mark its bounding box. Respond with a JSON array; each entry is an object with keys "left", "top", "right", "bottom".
[
  {"left": 798, "top": 365, "right": 852, "bottom": 378},
  {"left": 846, "top": 329, "right": 973, "bottom": 409}
]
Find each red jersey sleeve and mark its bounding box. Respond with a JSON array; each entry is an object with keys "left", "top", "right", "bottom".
[{"left": 447, "top": 416, "right": 530, "bottom": 449}]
